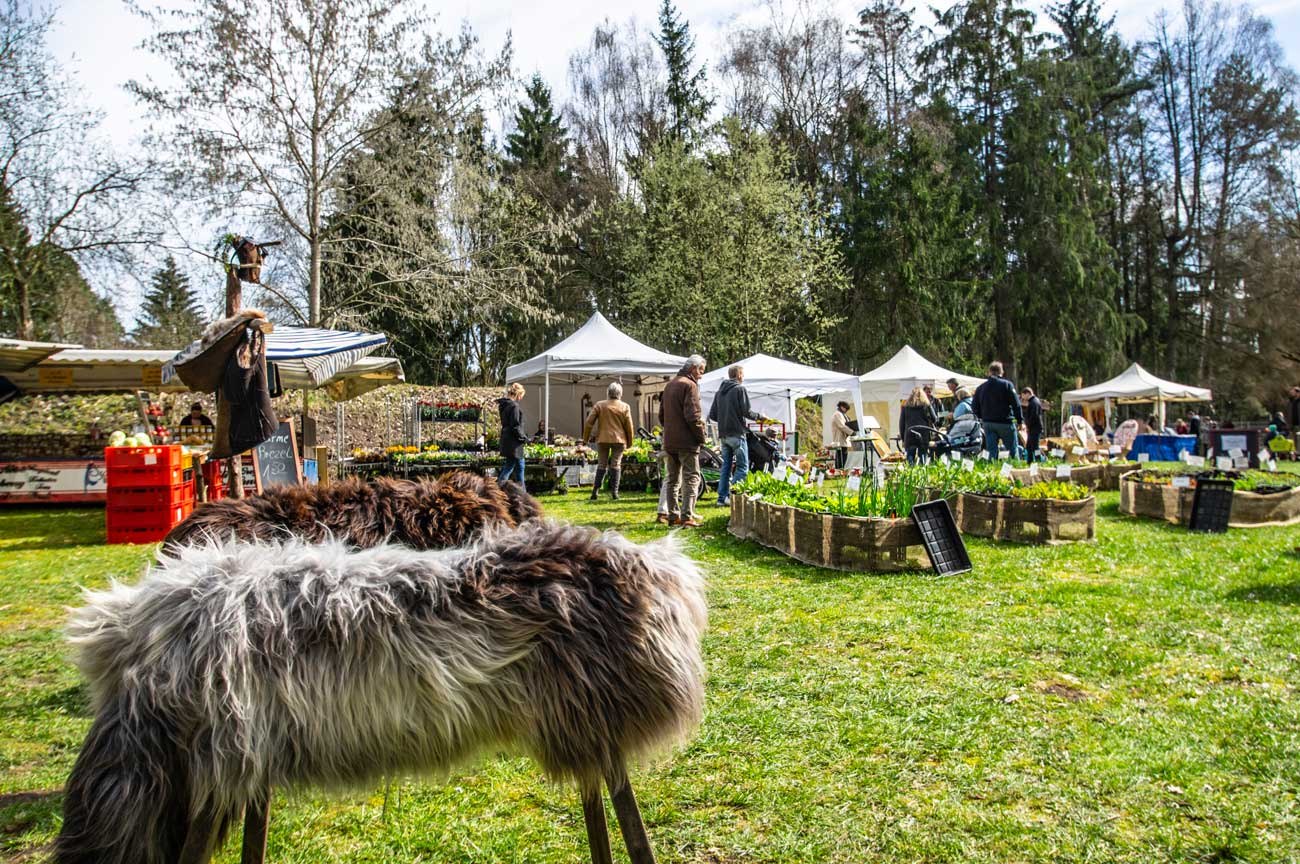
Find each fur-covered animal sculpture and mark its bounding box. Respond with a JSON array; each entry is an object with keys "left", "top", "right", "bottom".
[
  {"left": 55, "top": 521, "right": 706, "bottom": 864},
  {"left": 162, "top": 471, "right": 541, "bottom": 552}
]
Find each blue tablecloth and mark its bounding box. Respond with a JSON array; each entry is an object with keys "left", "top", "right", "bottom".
[{"left": 1129, "top": 434, "right": 1197, "bottom": 462}]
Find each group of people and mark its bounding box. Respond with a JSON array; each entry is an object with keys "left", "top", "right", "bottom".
[{"left": 890, "top": 361, "right": 1046, "bottom": 463}]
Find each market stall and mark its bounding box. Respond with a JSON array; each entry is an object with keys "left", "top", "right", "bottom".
[
  {"left": 506, "top": 312, "right": 686, "bottom": 440},
  {"left": 698, "top": 353, "right": 865, "bottom": 455},
  {"left": 1060, "top": 363, "right": 1211, "bottom": 459},
  {"left": 820, "top": 346, "right": 982, "bottom": 449}
]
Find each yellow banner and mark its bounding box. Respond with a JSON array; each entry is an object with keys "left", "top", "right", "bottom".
[{"left": 37, "top": 366, "right": 74, "bottom": 388}]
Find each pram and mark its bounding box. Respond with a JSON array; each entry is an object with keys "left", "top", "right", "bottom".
[{"left": 926, "top": 415, "right": 985, "bottom": 460}]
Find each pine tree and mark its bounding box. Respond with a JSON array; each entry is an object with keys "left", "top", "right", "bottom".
[
  {"left": 655, "top": 0, "right": 713, "bottom": 143},
  {"left": 506, "top": 75, "right": 570, "bottom": 174},
  {"left": 133, "top": 256, "right": 205, "bottom": 348}
]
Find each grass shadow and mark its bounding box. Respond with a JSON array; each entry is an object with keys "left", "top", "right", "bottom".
[
  {"left": 1225, "top": 581, "right": 1300, "bottom": 606},
  {"left": 0, "top": 788, "right": 62, "bottom": 859},
  {"left": 0, "top": 507, "right": 105, "bottom": 551}
]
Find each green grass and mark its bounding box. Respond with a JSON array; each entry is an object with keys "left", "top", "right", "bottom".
[{"left": 2, "top": 491, "right": 1299, "bottom": 862}]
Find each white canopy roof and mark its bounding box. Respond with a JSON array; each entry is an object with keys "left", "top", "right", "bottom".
[
  {"left": 858, "top": 345, "right": 983, "bottom": 402},
  {"left": 506, "top": 311, "right": 686, "bottom": 382},
  {"left": 0, "top": 337, "right": 82, "bottom": 373},
  {"left": 822, "top": 346, "right": 982, "bottom": 446},
  {"left": 1061, "top": 363, "right": 1212, "bottom": 406},
  {"left": 700, "top": 354, "right": 864, "bottom": 452}
]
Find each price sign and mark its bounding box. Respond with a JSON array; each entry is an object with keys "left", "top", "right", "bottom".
[
  {"left": 1268, "top": 459, "right": 1278, "bottom": 472},
  {"left": 1050, "top": 448, "right": 1065, "bottom": 459},
  {"left": 1137, "top": 452, "right": 1150, "bottom": 463},
  {"left": 1071, "top": 446, "right": 1086, "bottom": 456},
  {"left": 1109, "top": 445, "right": 1121, "bottom": 456},
  {"left": 846, "top": 474, "right": 862, "bottom": 492},
  {"left": 1172, "top": 476, "right": 1192, "bottom": 489},
  {"left": 786, "top": 470, "right": 801, "bottom": 485},
  {"left": 1215, "top": 456, "right": 1232, "bottom": 471},
  {"left": 1000, "top": 462, "right": 1014, "bottom": 478},
  {"left": 816, "top": 473, "right": 825, "bottom": 491},
  {"left": 961, "top": 458, "right": 975, "bottom": 472},
  {"left": 1186, "top": 455, "right": 1205, "bottom": 467},
  {"left": 1257, "top": 449, "right": 1270, "bottom": 465},
  {"left": 1028, "top": 463, "right": 1040, "bottom": 479},
  {"left": 1232, "top": 456, "right": 1249, "bottom": 469},
  {"left": 1229, "top": 448, "right": 1245, "bottom": 459},
  {"left": 940, "top": 452, "right": 951, "bottom": 465},
  {"left": 1056, "top": 464, "right": 1072, "bottom": 479},
  {"left": 773, "top": 465, "right": 787, "bottom": 481}
]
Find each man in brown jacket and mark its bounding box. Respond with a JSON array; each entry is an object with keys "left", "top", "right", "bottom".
[
  {"left": 658, "top": 354, "right": 707, "bottom": 527},
  {"left": 583, "top": 381, "right": 636, "bottom": 501}
]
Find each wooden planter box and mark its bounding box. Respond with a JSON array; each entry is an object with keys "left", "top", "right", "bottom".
[
  {"left": 1119, "top": 471, "right": 1300, "bottom": 528},
  {"left": 728, "top": 494, "right": 928, "bottom": 572},
  {"left": 955, "top": 492, "right": 1095, "bottom": 544}
]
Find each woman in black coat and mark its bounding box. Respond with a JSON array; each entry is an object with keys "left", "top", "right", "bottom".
[
  {"left": 899, "top": 387, "right": 935, "bottom": 464},
  {"left": 497, "top": 382, "right": 529, "bottom": 488}
]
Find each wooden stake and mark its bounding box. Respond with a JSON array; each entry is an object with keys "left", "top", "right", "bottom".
[{"left": 225, "top": 265, "right": 245, "bottom": 499}]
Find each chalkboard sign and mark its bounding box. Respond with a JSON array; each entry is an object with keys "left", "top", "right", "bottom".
[
  {"left": 251, "top": 419, "right": 302, "bottom": 491},
  {"left": 239, "top": 457, "right": 262, "bottom": 495}
]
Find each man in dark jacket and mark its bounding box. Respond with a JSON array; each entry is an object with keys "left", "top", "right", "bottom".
[
  {"left": 497, "top": 382, "right": 529, "bottom": 488},
  {"left": 972, "top": 361, "right": 1024, "bottom": 460},
  {"left": 708, "top": 364, "right": 765, "bottom": 506},
  {"left": 658, "top": 354, "right": 707, "bottom": 527},
  {"left": 1020, "top": 387, "right": 1044, "bottom": 462}
]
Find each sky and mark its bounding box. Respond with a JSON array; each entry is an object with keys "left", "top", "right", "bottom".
[{"left": 39, "top": 0, "right": 1300, "bottom": 327}]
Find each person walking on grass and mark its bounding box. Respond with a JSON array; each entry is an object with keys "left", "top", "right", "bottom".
[
  {"left": 658, "top": 355, "right": 707, "bottom": 527},
  {"left": 497, "top": 382, "right": 529, "bottom": 488},
  {"left": 583, "top": 381, "right": 636, "bottom": 501},
  {"left": 709, "top": 364, "right": 766, "bottom": 507},
  {"left": 972, "top": 361, "right": 1023, "bottom": 460}
]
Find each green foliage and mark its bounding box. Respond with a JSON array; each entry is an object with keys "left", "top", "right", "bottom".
[
  {"left": 131, "top": 256, "right": 205, "bottom": 348},
  {"left": 615, "top": 123, "right": 844, "bottom": 366},
  {"left": 1011, "top": 480, "right": 1091, "bottom": 500}
]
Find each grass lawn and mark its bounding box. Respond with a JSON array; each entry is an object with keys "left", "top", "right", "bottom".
[{"left": 1, "top": 487, "right": 1299, "bottom": 863}]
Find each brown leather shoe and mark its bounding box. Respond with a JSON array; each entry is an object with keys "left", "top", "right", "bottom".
[
  {"left": 680, "top": 516, "right": 703, "bottom": 528},
  {"left": 656, "top": 513, "right": 673, "bottom": 525}
]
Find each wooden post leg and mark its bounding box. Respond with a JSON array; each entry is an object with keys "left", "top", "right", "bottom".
[
  {"left": 240, "top": 791, "right": 271, "bottom": 864},
  {"left": 581, "top": 784, "right": 614, "bottom": 864},
  {"left": 177, "top": 804, "right": 218, "bottom": 864},
  {"left": 605, "top": 764, "right": 656, "bottom": 864}
]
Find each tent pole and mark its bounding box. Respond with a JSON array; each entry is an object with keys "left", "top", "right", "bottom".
[
  {"left": 787, "top": 389, "right": 795, "bottom": 456},
  {"left": 544, "top": 358, "right": 551, "bottom": 444}
]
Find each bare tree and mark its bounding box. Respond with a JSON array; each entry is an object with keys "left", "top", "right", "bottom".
[
  {"left": 128, "top": 0, "right": 422, "bottom": 326},
  {"left": 0, "top": 1, "right": 152, "bottom": 339}
]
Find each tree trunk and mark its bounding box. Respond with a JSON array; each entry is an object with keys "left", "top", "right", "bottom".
[{"left": 15, "top": 273, "right": 32, "bottom": 340}]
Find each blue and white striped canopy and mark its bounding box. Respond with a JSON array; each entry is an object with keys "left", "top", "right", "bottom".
[{"left": 266, "top": 327, "right": 389, "bottom": 387}]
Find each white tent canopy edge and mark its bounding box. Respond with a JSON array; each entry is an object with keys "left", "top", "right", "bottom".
[{"left": 1060, "top": 362, "right": 1212, "bottom": 430}]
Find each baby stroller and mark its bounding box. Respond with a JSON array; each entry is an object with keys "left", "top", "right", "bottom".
[{"left": 928, "top": 415, "right": 985, "bottom": 460}]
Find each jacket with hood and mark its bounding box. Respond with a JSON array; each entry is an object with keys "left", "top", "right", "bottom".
[
  {"left": 497, "top": 397, "right": 528, "bottom": 459},
  {"left": 708, "top": 379, "right": 760, "bottom": 439}
]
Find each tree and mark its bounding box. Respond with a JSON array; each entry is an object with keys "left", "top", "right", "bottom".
[
  {"left": 0, "top": 1, "right": 152, "bottom": 339},
  {"left": 655, "top": 0, "right": 713, "bottom": 144},
  {"left": 129, "top": 0, "right": 423, "bottom": 326},
  {"left": 132, "top": 256, "right": 205, "bottom": 348},
  {"left": 615, "top": 122, "right": 843, "bottom": 365}
]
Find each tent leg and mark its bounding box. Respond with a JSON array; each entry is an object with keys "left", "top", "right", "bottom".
[{"left": 544, "top": 370, "right": 551, "bottom": 443}]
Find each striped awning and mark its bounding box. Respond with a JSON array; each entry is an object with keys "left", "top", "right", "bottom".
[
  {"left": 0, "top": 338, "right": 82, "bottom": 373},
  {"left": 266, "top": 327, "right": 389, "bottom": 386}
]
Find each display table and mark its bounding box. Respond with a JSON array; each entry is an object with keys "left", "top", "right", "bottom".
[{"left": 1128, "top": 434, "right": 1196, "bottom": 462}]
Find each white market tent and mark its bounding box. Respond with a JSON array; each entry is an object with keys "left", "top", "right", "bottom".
[
  {"left": 699, "top": 354, "right": 865, "bottom": 455},
  {"left": 822, "top": 346, "right": 983, "bottom": 447},
  {"left": 506, "top": 311, "right": 686, "bottom": 439},
  {"left": 1060, "top": 362, "right": 1211, "bottom": 429}
]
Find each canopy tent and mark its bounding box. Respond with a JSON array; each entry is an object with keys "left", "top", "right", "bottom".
[
  {"left": 3, "top": 327, "right": 402, "bottom": 401},
  {"left": 0, "top": 337, "right": 81, "bottom": 374},
  {"left": 506, "top": 311, "right": 687, "bottom": 439},
  {"left": 822, "top": 346, "right": 983, "bottom": 447},
  {"left": 699, "top": 354, "right": 865, "bottom": 455},
  {"left": 1060, "top": 363, "right": 1212, "bottom": 430}
]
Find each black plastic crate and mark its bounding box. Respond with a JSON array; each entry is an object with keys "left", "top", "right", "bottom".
[
  {"left": 911, "top": 499, "right": 972, "bottom": 576},
  {"left": 1189, "top": 478, "right": 1234, "bottom": 533}
]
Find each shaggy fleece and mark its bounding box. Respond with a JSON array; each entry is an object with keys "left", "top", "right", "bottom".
[
  {"left": 163, "top": 471, "right": 541, "bottom": 551},
  {"left": 56, "top": 520, "right": 706, "bottom": 864}
]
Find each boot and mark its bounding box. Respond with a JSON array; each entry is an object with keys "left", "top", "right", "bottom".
[
  {"left": 590, "top": 468, "right": 606, "bottom": 501},
  {"left": 609, "top": 469, "right": 621, "bottom": 500}
]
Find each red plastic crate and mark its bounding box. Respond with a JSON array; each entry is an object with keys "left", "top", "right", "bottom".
[
  {"left": 107, "top": 464, "right": 187, "bottom": 488},
  {"left": 105, "top": 445, "right": 183, "bottom": 471},
  {"left": 107, "top": 483, "right": 195, "bottom": 509},
  {"left": 106, "top": 524, "right": 174, "bottom": 545},
  {"left": 106, "top": 501, "right": 193, "bottom": 531}
]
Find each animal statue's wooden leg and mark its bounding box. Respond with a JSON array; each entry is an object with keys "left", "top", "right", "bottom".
[
  {"left": 605, "top": 763, "right": 657, "bottom": 864},
  {"left": 240, "top": 791, "right": 271, "bottom": 864},
  {"left": 581, "top": 783, "right": 614, "bottom": 864},
  {"left": 177, "top": 804, "right": 219, "bottom": 864}
]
